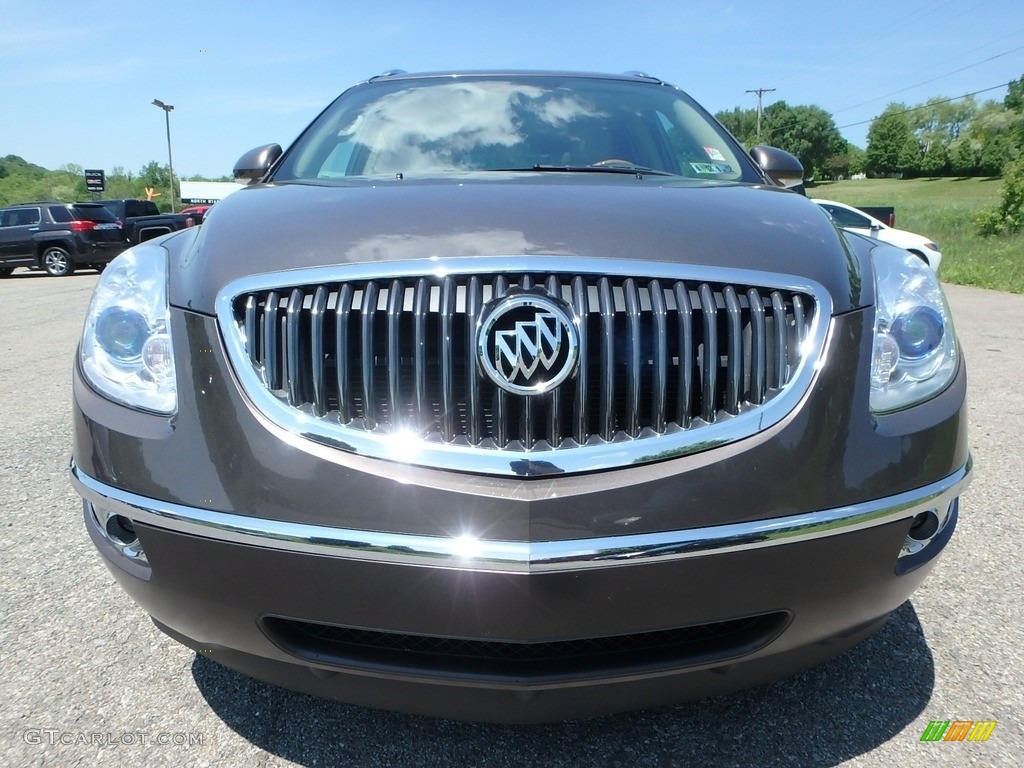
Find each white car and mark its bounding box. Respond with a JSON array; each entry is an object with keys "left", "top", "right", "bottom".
[{"left": 814, "top": 199, "right": 942, "bottom": 272}]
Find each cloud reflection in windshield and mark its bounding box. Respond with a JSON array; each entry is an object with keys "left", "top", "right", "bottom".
[{"left": 342, "top": 82, "right": 604, "bottom": 174}]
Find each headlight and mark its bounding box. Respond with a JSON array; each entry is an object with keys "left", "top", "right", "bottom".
[
  {"left": 80, "top": 244, "right": 176, "bottom": 414},
  {"left": 870, "top": 246, "right": 957, "bottom": 413}
]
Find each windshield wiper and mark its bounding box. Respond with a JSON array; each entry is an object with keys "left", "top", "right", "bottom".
[{"left": 497, "top": 164, "right": 676, "bottom": 177}]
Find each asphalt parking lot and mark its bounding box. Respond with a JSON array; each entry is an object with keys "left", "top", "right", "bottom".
[{"left": 0, "top": 268, "right": 1020, "bottom": 767}]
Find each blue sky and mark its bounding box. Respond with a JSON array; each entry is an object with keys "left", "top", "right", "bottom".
[{"left": 2, "top": 0, "right": 1022, "bottom": 178}]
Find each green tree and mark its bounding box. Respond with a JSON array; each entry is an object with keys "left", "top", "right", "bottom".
[
  {"left": 741, "top": 101, "right": 847, "bottom": 179},
  {"left": 958, "top": 101, "right": 1022, "bottom": 174},
  {"left": 919, "top": 139, "right": 948, "bottom": 176},
  {"left": 947, "top": 137, "right": 979, "bottom": 176},
  {"left": 715, "top": 104, "right": 847, "bottom": 178},
  {"left": 820, "top": 144, "right": 865, "bottom": 179},
  {"left": 865, "top": 104, "right": 919, "bottom": 176},
  {"left": 139, "top": 160, "right": 170, "bottom": 189},
  {"left": 847, "top": 144, "right": 867, "bottom": 176},
  {"left": 904, "top": 96, "right": 976, "bottom": 177},
  {"left": 979, "top": 134, "right": 1014, "bottom": 176},
  {"left": 1006, "top": 74, "right": 1024, "bottom": 153},
  {"left": 1006, "top": 74, "right": 1024, "bottom": 113},
  {"left": 714, "top": 107, "right": 759, "bottom": 146},
  {"left": 978, "top": 158, "right": 1024, "bottom": 235}
]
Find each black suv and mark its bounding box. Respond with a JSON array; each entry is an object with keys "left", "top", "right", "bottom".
[{"left": 0, "top": 202, "right": 125, "bottom": 276}]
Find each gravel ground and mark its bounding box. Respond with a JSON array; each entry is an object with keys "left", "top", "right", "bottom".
[{"left": 0, "top": 269, "right": 1019, "bottom": 767}]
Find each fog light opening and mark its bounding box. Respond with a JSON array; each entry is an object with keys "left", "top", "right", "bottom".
[
  {"left": 105, "top": 514, "right": 138, "bottom": 546},
  {"left": 908, "top": 510, "right": 940, "bottom": 542},
  {"left": 900, "top": 509, "right": 942, "bottom": 558},
  {"left": 102, "top": 512, "right": 148, "bottom": 563}
]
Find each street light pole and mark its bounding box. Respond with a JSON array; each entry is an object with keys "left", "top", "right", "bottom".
[{"left": 151, "top": 99, "right": 176, "bottom": 212}]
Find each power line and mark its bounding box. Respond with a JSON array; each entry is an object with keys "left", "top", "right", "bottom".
[
  {"left": 834, "top": 82, "right": 1012, "bottom": 130},
  {"left": 777, "top": 0, "right": 966, "bottom": 91},
  {"left": 830, "top": 28, "right": 1024, "bottom": 115},
  {"left": 771, "top": 0, "right": 1006, "bottom": 124},
  {"left": 832, "top": 45, "right": 1024, "bottom": 115}
]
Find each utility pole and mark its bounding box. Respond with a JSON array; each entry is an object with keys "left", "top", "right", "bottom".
[{"left": 746, "top": 87, "right": 776, "bottom": 142}]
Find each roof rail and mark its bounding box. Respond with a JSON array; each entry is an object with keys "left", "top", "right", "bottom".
[
  {"left": 370, "top": 69, "right": 408, "bottom": 80},
  {"left": 621, "top": 71, "right": 661, "bottom": 82}
]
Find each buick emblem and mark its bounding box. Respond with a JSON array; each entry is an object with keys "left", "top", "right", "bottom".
[{"left": 477, "top": 293, "right": 579, "bottom": 395}]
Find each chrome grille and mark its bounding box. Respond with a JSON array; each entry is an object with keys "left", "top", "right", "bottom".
[{"left": 219, "top": 259, "right": 828, "bottom": 476}]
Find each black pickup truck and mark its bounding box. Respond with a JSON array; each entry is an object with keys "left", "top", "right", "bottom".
[
  {"left": 857, "top": 205, "right": 895, "bottom": 227},
  {"left": 93, "top": 199, "right": 199, "bottom": 245}
]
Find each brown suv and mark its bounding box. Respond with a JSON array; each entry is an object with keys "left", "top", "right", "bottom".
[
  {"left": 70, "top": 71, "right": 970, "bottom": 723},
  {"left": 0, "top": 201, "right": 124, "bottom": 276}
]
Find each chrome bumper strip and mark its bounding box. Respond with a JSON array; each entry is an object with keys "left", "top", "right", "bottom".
[{"left": 71, "top": 458, "right": 971, "bottom": 574}]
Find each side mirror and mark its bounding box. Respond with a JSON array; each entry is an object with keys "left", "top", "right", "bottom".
[
  {"left": 749, "top": 146, "right": 804, "bottom": 192},
  {"left": 233, "top": 144, "right": 283, "bottom": 184}
]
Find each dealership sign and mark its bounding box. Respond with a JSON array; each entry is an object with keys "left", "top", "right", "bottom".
[{"left": 84, "top": 169, "right": 105, "bottom": 193}]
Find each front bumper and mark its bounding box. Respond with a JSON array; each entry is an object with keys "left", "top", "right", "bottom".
[{"left": 73, "top": 459, "right": 970, "bottom": 722}]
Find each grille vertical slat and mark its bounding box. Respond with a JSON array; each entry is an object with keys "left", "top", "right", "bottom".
[
  {"left": 673, "top": 282, "right": 694, "bottom": 428},
  {"left": 571, "top": 277, "right": 589, "bottom": 444},
  {"left": 545, "top": 275, "right": 563, "bottom": 446},
  {"left": 598, "top": 278, "right": 615, "bottom": 441},
  {"left": 310, "top": 286, "right": 328, "bottom": 416},
  {"left": 496, "top": 372, "right": 508, "bottom": 447},
  {"left": 439, "top": 277, "right": 455, "bottom": 440},
  {"left": 493, "top": 276, "right": 509, "bottom": 447},
  {"left": 747, "top": 288, "right": 766, "bottom": 406},
  {"left": 413, "top": 278, "right": 429, "bottom": 424},
  {"left": 286, "top": 288, "right": 303, "bottom": 406},
  {"left": 232, "top": 269, "right": 820, "bottom": 471},
  {"left": 771, "top": 291, "right": 787, "bottom": 389},
  {"left": 723, "top": 286, "right": 742, "bottom": 415},
  {"left": 650, "top": 280, "right": 668, "bottom": 433},
  {"left": 521, "top": 394, "right": 534, "bottom": 448},
  {"left": 387, "top": 280, "right": 404, "bottom": 428},
  {"left": 244, "top": 296, "right": 258, "bottom": 367},
  {"left": 263, "top": 291, "right": 280, "bottom": 391},
  {"left": 698, "top": 283, "right": 718, "bottom": 423},
  {"left": 519, "top": 277, "right": 535, "bottom": 448},
  {"left": 361, "top": 282, "right": 379, "bottom": 430},
  {"left": 793, "top": 295, "right": 807, "bottom": 345},
  {"left": 335, "top": 284, "right": 353, "bottom": 423},
  {"left": 623, "top": 278, "right": 641, "bottom": 437},
  {"left": 466, "top": 277, "right": 483, "bottom": 445}
]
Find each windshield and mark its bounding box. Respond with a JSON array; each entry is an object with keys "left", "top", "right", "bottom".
[{"left": 273, "top": 75, "right": 752, "bottom": 182}]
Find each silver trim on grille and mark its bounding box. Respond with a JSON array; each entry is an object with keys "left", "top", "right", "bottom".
[{"left": 215, "top": 257, "right": 832, "bottom": 476}]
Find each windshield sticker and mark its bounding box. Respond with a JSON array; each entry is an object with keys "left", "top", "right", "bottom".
[
  {"left": 690, "top": 162, "right": 735, "bottom": 174},
  {"left": 703, "top": 146, "right": 727, "bottom": 162}
]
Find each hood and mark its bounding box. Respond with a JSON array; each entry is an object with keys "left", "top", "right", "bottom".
[{"left": 169, "top": 175, "right": 865, "bottom": 315}]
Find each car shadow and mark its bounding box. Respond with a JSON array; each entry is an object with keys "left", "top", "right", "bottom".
[
  {"left": 190, "top": 601, "right": 933, "bottom": 767},
  {"left": 3, "top": 270, "right": 51, "bottom": 279},
  {"left": 2, "top": 269, "right": 103, "bottom": 279}
]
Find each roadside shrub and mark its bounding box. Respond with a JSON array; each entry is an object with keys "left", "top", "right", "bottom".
[{"left": 978, "top": 158, "right": 1024, "bottom": 235}]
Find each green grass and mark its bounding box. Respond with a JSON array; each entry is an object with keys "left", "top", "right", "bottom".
[{"left": 808, "top": 177, "right": 1024, "bottom": 293}]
